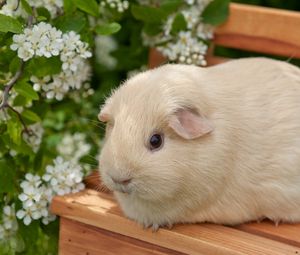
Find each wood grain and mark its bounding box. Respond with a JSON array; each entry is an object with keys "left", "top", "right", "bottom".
[
  {"left": 236, "top": 221, "right": 300, "bottom": 248},
  {"left": 51, "top": 189, "right": 300, "bottom": 255},
  {"left": 215, "top": 3, "right": 300, "bottom": 58},
  {"left": 59, "top": 217, "right": 184, "bottom": 255}
]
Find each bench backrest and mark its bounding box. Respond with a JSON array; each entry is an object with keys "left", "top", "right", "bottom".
[{"left": 149, "top": 3, "right": 300, "bottom": 67}]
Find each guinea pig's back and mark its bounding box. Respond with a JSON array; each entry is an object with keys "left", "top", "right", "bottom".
[{"left": 205, "top": 58, "right": 300, "bottom": 204}]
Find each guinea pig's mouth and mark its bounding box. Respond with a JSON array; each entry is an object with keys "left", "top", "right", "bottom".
[
  {"left": 103, "top": 175, "right": 133, "bottom": 194},
  {"left": 114, "top": 184, "right": 132, "bottom": 194}
]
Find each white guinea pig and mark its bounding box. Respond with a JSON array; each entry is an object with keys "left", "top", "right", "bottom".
[{"left": 98, "top": 57, "right": 300, "bottom": 230}]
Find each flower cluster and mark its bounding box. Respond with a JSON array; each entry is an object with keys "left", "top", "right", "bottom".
[
  {"left": 16, "top": 157, "right": 85, "bottom": 226},
  {"left": 56, "top": 133, "right": 91, "bottom": 163},
  {"left": 0, "top": 205, "right": 18, "bottom": 241},
  {"left": 101, "top": 0, "right": 129, "bottom": 13},
  {"left": 11, "top": 22, "right": 92, "bottom": 100},
  {"left": 141, "top": 0, "right": 214, "bottom": 66},
  {"left": 95, "top": 35, "right": 117, "bottom": 69},
  {"left": 0, "top": 0, "right": 63, "bottom": 18},
  {"left": 15, "top": 131, "right": 91, "bottom": 226},
  {"left": 17, "top": 173, "right": 54, "bottom": 225},
  {"left": 157, "top": 31, "right": 208, "bottom": 66},
  {"left": 43, "top": 157, "right": 85, "bottom": 196}
]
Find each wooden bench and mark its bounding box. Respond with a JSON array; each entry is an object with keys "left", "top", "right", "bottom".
[
  {"left": 51, "top": 3, "right": 300, "bottom": 254},
  {"left": 51, "top": 189, "right": 300, "bottom": 254}
]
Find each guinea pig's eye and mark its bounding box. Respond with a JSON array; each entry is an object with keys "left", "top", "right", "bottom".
[{"left": 149, "top": 133, "right": 164, "bottom": 151}]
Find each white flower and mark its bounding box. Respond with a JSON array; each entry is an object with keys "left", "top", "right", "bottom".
[
  {"left": 44, "top": 79, "right": 69, "bottom": 100},
  {"left": 42, "top": 156, "right": 85, "bottom": 196},
  {"left": 197, "top": 23, "right": 214, "bottom": 40},
  {"left": 185, "top": 0, "right": 195, "bottom": 4},
  {"left": 34, "top": 187, "right": 49, "bottom": 219},
  {"left": 62, "top": 31, "right": 80, "bottom": 54},
  {"left": 17, "top": 45, "right": 35, "bottom": 61},
  {"left": 3, "top": 0, "right": 64, "bottom": 18},
  {"left": 42, "top": 214, "right": 56, "bottom": 225},
  {"left": 11, "top": 22, "right": 92, "bottom": 101},
  {"left": 16, "top": 205, "right": 40, "bottom": 225},
  {"left": 141, "top": 0, "right": 213, "bottom": 66},
  {"left": 2, "top": 204, "right": 18, "bottom": 232},
  {"left": 102, "top": 0, "right": 129, "bottom": 12},
  {"left": 182, "top": 8, "right": 200, "bottom": 29},
  {"left": 71, "top": 183, "right": 85, "bottom": 193},
  {"left": 20, "top": 173, "right": 42, "bottom": 190},
  {"left": 18, "top": 186, "right": 41, "bottom": 208},
  {"left": 61, "top": 53, "right": 82, "bottom": 72},
  {"left": 76, "top": 41, "right": 92, "bottom": 59},
  {"left": 0, "top": 0, "right": 26, "bottom": 17},
  {"left": 95, "top": 35, "right": 117, "bottom": 69},
  {"left": 57, "top": 133, "right": 91, "bottom": 162},
  {"left": 30, "top": 76, "right": 51, "bottom": 91},
  {"left": 10, "top": 34, "right": 26, "bottom": 51}
]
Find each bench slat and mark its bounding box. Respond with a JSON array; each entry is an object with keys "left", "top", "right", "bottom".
[
  {"left": 215, "top": 3, "right": 300, "bottom": 58},
  {"left": 51, "top": 189, "right": 300, "bottom": 255},
  {"left": 60, "top": 218, "right": 182, "bottom": 255},
  {"left": 236, "top": 221, "right": 300, "bottom": 248}
]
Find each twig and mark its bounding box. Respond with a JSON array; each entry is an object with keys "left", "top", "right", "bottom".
[
  {"left": 0, "top": 60, "right": 25, "bottom": 110},
  {"left": 0, "top": 61, "right": 33, "bottom": 136},
  {"left": 6, "top": 104, "right": 33, "bottom": 136},
  {"left": 13, "top": 0, "right": 20, "bottom": 11}
]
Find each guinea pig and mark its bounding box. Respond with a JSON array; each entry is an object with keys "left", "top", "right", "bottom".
[{"left": 98, "top": 57, "right": 300, "bottom": 231}]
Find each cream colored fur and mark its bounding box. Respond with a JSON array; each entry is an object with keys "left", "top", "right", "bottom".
[{"left": 99, "top": 58, "right": 300, "bottom": 229}]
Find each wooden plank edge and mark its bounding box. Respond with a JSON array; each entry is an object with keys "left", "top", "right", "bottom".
[
  {"left": 214, "top": 34, "right": 300, "bottom": 59},
  {"left": 59, "top": 217, "right": 186, "bottom": 255},
  {"left": 235, "top": 223, "right": 300, "bottom": 248},
  {"left": 51, "top": 195, "right": 237, "bottom": 255},
  {"left": 51, "top": 191, "right": 300, "bottom": 255}
]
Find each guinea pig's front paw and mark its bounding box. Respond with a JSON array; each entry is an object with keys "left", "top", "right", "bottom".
[{"left": 142, "top": 222, "right": 173, "bottom": 232}]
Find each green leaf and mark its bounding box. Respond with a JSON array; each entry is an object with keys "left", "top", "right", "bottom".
[
  {"left": 27, "top": 56, "right": 62, "bottom": 77},
  {"left": 171, "top": 13, "right": 187, "bottom": 34},
  {"left": 73, "top": 0, "right": 99, "bottom": 17},
  {"left": 36, "top": 16, "right": 47, "bottom": 22},
  {"left": 0, "top": 159, "right": 16, "bottom": 193},
  {"left": 63, "top": 0, "right": 76, "bottom": 15},
  {"left": 160, "top": 0, "right": 183, "bottom": 14},
  {"left": 55, "top": 12, "right": 87, "bottom": 33},
  {"left": 143, "top": 23, "right": 162, "bottom": 36},
  {"left": 13, "top": 94, "right": 28, "bottom": 106},
  {"left": 202, "top": 0, "right": 230, "bottom": 26},
  {"left": 14, "top": 80, "right": 39, "bottom": 100},
  {"left": 7, "top": 119, "right": 22, "bottom": 145},
  {"left": 95, "top": 22, "right": 121, "bottom": 35},
  {"left": 21, "top": 0, "right": 33, "bottom": 15},
  {"left": 9, "top": 56, "right": 21, "bottom": 74},
  {"left": 0, "top": 14, "right": 23, "bottom": 33},
  {"left": 131, "top": 5, "right": 165, "bottom": 23},
  {"left": 22, "top": 110, "right": 41, "bottom": 122},
  {"left": 36, "top": 7, "right": 51, "bottom": 21}
]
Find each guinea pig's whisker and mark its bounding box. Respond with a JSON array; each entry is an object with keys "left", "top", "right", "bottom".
[{"left": 79, "top": 117, "right": 106, "bottom": 130}]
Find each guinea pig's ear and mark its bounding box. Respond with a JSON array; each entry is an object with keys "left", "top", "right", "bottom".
[
  {"left": 169, "top": 108, "right": 213, "bottom": 140},
  {"left": 98, "top": 101, "right": 111, "bottom": 123}
]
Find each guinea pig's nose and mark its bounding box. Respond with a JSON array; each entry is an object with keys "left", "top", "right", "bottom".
[{"left": 111, "top": 177, "right": 132, "bottom": 185}]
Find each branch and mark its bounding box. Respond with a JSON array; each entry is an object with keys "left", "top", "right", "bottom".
[
  {"left": 0, "top": 60, "right": 25, "bottom": 110},
  {"left": 0, "top": 61, "right": 33, "bottom": 136},
  {"left": 0, "top": 0, "right": 7, "bottom": 9},
  {"left": 13, "top": 0, "right": 20, "bottom": 11},
  {"left": 6, "top": 104, "right": 33, "bottom": 135}
]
